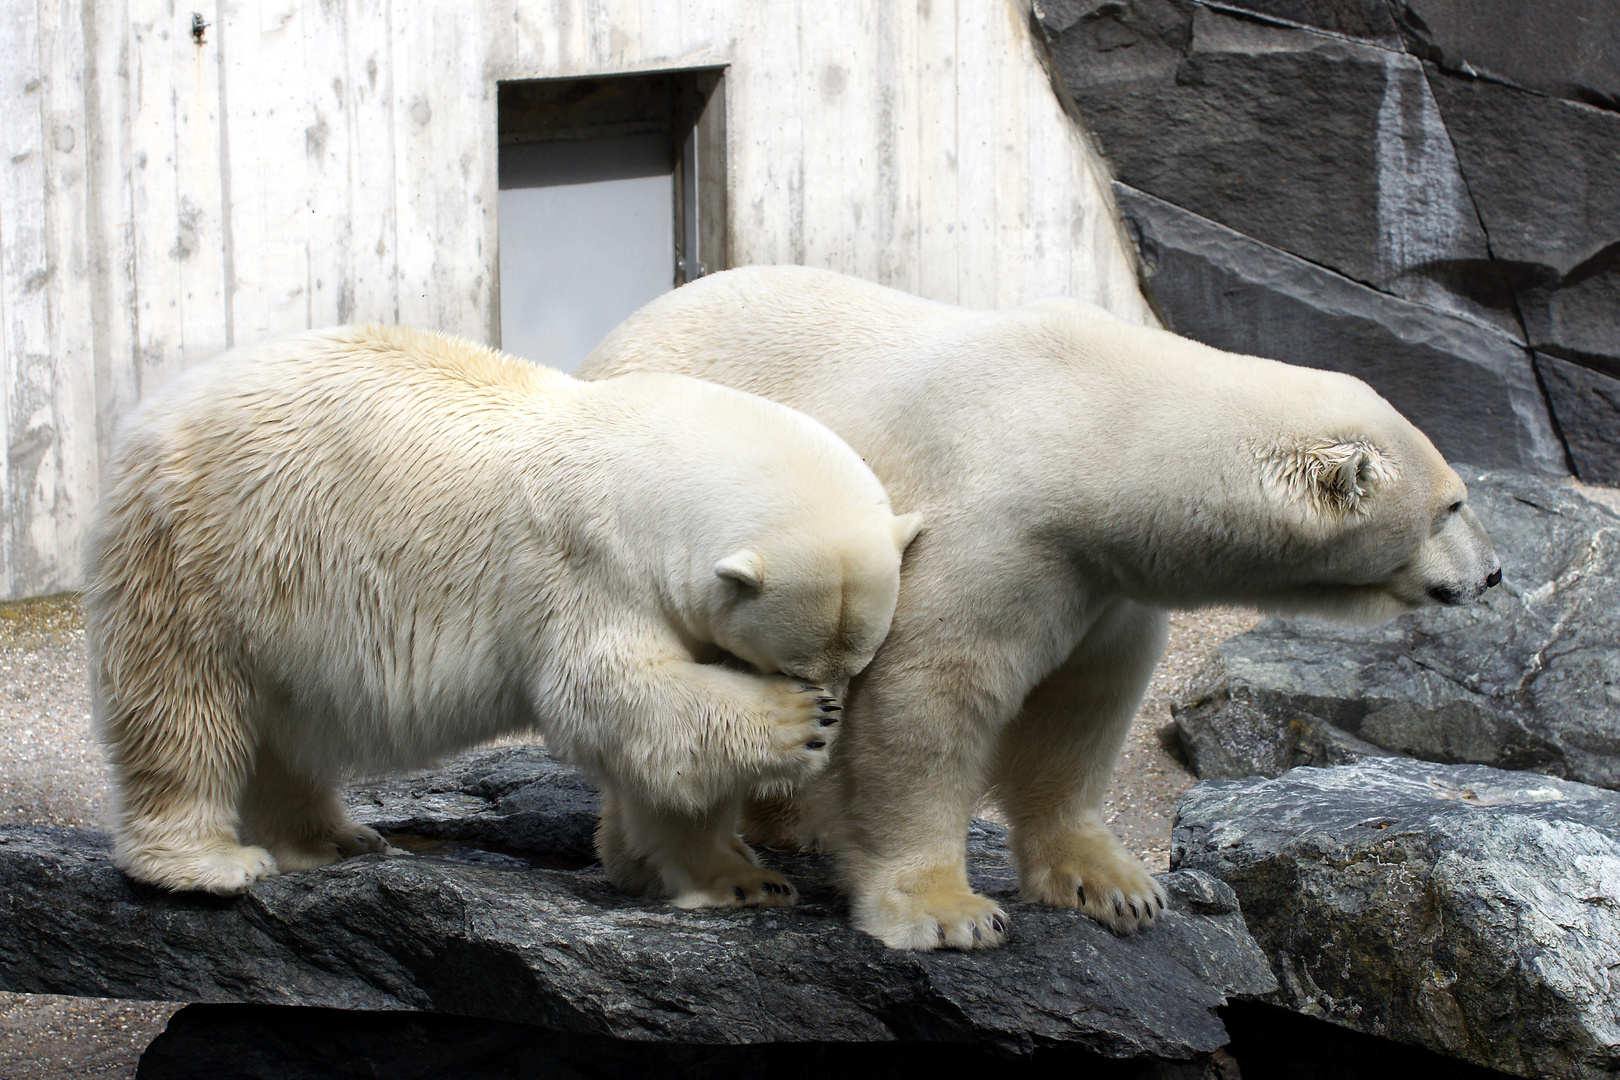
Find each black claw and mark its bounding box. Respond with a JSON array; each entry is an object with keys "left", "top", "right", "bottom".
[
  {"left": 936, "top": 925, "right": 947, "bottom": 942},
  {"left": 1157, "top": 896, "right": 1165, "bottom": 910},
  {"left": 991, "top": 915, "right": 1006, "bottom": 934},
  {"left": 799, "top": 684, "right": 820, "bottom": 692},
  {"left": 818, "top": 717, "right": 839, "bottom": 727},
  {"left": 816, "top": 696, "right": 836, "bottom": 704},
  {"left": 1115, "top": 900, "right": 1124, "bottom": 917},
  {"left": 972, "top": 924, "right": 981, "bottom": 939},
  {"left": 1130, "top": 903, "right": 1139, "bottom": 918},
  {"left": 735, "top": 887, "right": 746, "bottom": 900},
  {"left": 1077, "top": 885, "right": 1086, "bottom": 905},
  {"left": 818, "top": 702, "right": 841, "bottom": 712},
  {"left": 805, "top": 740, "right": 826, "bottom": 750}
]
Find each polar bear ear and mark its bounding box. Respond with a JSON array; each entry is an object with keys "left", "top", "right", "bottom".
[
  {"left": 1307, "top": 439, "right": 1390, "bottom": 513},
  {"left": 715, "top": 549, "right": 765, "bottom": 589},
  {"left": 891, "top": 512, "right": 925, "bottom": 554}
]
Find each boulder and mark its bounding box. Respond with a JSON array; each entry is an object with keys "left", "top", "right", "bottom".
[
  {"left": 0, "top": 746, "right": 1277, "bottom": 1062},
  {"left": 1172, "top": 468, "right": 1620, "bottom": 787},
  {"left": 1173, "top": 758, "right": 1620, "bottom": 1079},
  {"left": 131, "top": 1001, "right": 1223, "bottom": 1080},
  {"left": 133, "top": 999, "right": 1529, "bottom": 1079},
  {"left": 1115, "top": 185, "right": 1564, "bottom": 474}
]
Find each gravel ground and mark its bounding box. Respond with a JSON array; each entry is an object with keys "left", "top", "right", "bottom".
[
  {"left": 0, "top": 594, "right": 1255, "bottom": 1077},
  {"left": 0, "top": 594, "right": 184, "bottom": 1079}
]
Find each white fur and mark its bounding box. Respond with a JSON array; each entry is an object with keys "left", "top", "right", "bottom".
[
  {"left": 579, "top": 265, "right": 1502, "bottom": 949},
  {"left": 87, "top": 325, "right": 921, "bottom": 906}
]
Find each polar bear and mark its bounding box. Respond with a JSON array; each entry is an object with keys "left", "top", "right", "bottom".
[
  {"left": 579, "top": 265, "right": 1503, "bottom": 950},
  {"left": 87, "top": 324, "right": 923, "bottom": 907}
]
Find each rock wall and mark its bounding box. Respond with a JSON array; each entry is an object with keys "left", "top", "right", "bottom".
[{"left": 1034, "top": 0, "right": 1619, "bottom": 481}]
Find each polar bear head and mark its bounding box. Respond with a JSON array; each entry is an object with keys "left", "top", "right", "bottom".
[
  {"left": 1249, "top": 402, "right": 1503, "bottom": 623},
  {"left": 707, "top": 513, "right": 925, "bottom": 689}
]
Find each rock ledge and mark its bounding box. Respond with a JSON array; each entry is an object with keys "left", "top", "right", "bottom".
[{"left": 0, "top": 746, "right": 1275, "bottom": 1061}]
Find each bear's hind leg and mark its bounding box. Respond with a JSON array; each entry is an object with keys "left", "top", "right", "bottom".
[
  {"left": 992, "top": 600, "right": 1170, "bottom": 934},
  {"left": 238, "top": 742, "right": 388, "bottom": 872},
  {"left": 99, "top": 663, "right": 276, "bottom": 895},
  {"left": 596, "top": 787, "right": 796, "bottom": 908}
]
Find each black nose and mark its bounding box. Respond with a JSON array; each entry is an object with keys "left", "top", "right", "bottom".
[{"left": 1486, "top": 567, "right": 1502, "bottom": 588}]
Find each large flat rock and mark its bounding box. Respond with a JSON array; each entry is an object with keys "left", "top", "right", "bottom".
[
  {"left": 1115, "top": 185, "right": 1563, "bottom": 474},
  {"left": 1173, "top": 758, "right": 1620, "bottom": 1079},
  {"left": 1172, "top": 468, "right": 1620, "bottom": 789},
  {"left": 0, "top": 746, "right": 1275, "bottom": 1061}
]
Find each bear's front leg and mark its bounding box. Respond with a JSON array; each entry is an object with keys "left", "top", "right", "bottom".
[
  {"left": 563, "top": 655, "right": 843, "bottom": 813},
  {"left": 596, "top": 787, "right": 797, "bottom": 908},
  {"left": 992, "top": 601, "right": 1171, "bottom": 934},
  {"left": 824, "top": 672, "right": 1009, "bottom": 951}
]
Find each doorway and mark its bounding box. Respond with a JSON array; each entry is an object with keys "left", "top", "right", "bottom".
[{"left": 497, "top": 69, "right": 727, "bottom": 372}]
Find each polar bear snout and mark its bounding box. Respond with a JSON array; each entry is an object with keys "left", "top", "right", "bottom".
[
  {"left": 1401, "top": 490, "right": 1502, "bottom": 609},
  {"left": 1427, "top": 562, "right": 1503, "bottom": 605}
]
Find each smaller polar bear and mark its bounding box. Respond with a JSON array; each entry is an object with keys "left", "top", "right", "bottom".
[{"left": 87, "top": 325, "right": 922, "bottom": 907}]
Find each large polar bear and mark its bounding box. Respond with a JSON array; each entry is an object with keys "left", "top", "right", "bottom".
[
  {"left": 88, "top": 325, "right": 922, "bottom": 907},
  {"left": 580, "top": 266, "right": 1503, "bottom": 950}
]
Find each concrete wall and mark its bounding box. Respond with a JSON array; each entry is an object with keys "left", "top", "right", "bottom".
[{"left": 0, "top": 0, "right": 1152, "bottom": 600}]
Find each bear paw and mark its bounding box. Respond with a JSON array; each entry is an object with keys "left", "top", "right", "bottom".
[
  {"left": 854, "top": 881, "right": 1008, "bottom": 951},
  {"left": 1018, "top": 832, "right": 1169, "bottom": 935},
  {"left": 119, "top": 843, "right": 279, "bottom": 895},
  {"left": 333, "top": 822, "right": 390, "bottom": 857},
  {"left": 666, "top": 855, "right": 799, "bottom": 909},
  {"left": 754, "top": 678, "right": 842, "bottom": 785},
  {"left": 264, "top": 821, "right": 392, "bottom": 873}
]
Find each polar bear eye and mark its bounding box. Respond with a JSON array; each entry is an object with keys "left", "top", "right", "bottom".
[{"left": 1448, "top": 501, "right": 1463, "bottom": 514}]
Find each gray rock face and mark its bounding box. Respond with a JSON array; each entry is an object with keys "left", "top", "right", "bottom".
[
  {"left": 1539, "top": 355, "right": 1620, "bottom": 486},
  {"left": 1047, "top": 2, "right": 1509, "bottom": 333},
  {"left": 1116, "top": 186, "right": 1563, "bottom": 473},
  {"left": 1035, "top": 0, "right": 1620, "bottom": 482},
  {"left": 1172, "top": 469, "right": 1620, "bottom": 787},
  {"left": 1195, "top": 0, "right": 1401, "bottom": 47},
  {"left": 1173, "top": 758, "right": 1620, "bottom": 1079},
  {"left": 1394, "top": 0, "right": 1620, "bottom": 111},
  {"left": 0, "top": 745, "right": 1276, "bottom": 1060},
  {"left": 1427, "top": 74, "right": 1620, "bottom": 378}
]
